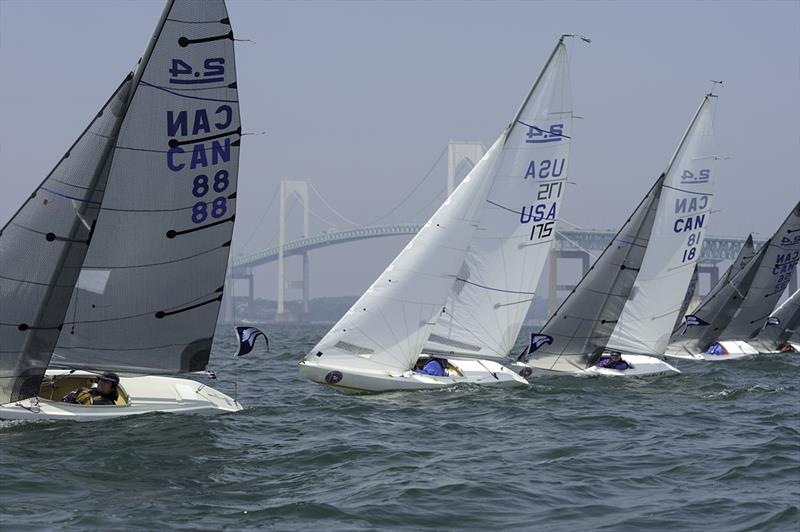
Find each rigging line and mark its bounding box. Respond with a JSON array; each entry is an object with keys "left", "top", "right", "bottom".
[
  {"left": 139, "top": 80, "right": 238, "bottom": 103},
  {"left": 440, "top": 308, "right": 506, "bottom": 359},
  {"left": 239, "top": 184, "right": 279, "bottom": 252},
  {"left": 362, "top": 143, "right": 448, "bottom": 227},
  {"left": 306, "top": 181, "right": 361, "bottom": 227},
  {"left": 554, "top": 230, "right": 600, "bottom": 261}
]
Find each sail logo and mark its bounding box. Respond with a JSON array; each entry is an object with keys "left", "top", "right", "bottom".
[
  {"left": 526, "top": 123, "right": 564, "bottom": 143},
  {"left": 680, "top": 169, "right": 710, "bottom": 184},
  {"left": 169, "top": 58, "right": 225, "bottom": 85}
]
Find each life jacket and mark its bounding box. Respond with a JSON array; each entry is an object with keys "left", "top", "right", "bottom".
[
  {"left": 63, "top": 387, "right": 116, "bottom": 405},
  {"left": 418, "top": 359, "right": 448, "bottom": 376},
  {"left": 597, "top": 358, "right": 629, "bottom": 371}
]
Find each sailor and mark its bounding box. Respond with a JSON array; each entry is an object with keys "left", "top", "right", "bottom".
[
  {"left": 778, "top": 342, "right": 796, "bottom": 353},
  {"left": 61, "top": 372, "right": 120, "bottom": 405},
  {"left": 596, "top": 351, "right": 629, "bottom": 371},
  {"left": 417, "top": 357, "right": 449, "bottom": 377}
]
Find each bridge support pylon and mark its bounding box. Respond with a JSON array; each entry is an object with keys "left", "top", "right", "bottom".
[
  {"left": 447, "top": 141, "right": 486, "bottom": 195},
  {"left": 277, "top": 179, "right": 309, "bottom": 319}
]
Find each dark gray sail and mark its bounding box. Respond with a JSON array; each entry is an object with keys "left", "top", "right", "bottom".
[
  {"left": 526, "top": 174, "right": 665, "bottom": 372},
  {"left": 672, "top": 265, "right": 700, "bottom": 332},
  {"left": 719, "top": 202, "right": 800, "bottom": 340},
  {"left": 668, "top": 238, "right": 767, "bottom": 353},
  {"left": 752, "top": 289, "right": 800, "bottom": 351},
  {"left": 0, "top": 79, "right": 133, "bottom": 403},
  {"left": 51, "top": 0, "right": 241, "bottom": 375}
]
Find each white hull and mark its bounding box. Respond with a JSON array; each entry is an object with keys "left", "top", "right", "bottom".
[
  {"left": 0, "top": 370, "right": 242, "bottom": 421},
  {"left": 665, "top": 340, "right": 759, "bottom": 361},
  {"left": 514, "top": 354, "right": 680, "bottom": 378},
  {"left": 299, "top": 357, "right": 528, "bottom": 393}
]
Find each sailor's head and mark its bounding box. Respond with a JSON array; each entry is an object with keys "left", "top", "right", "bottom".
[
  {"left": 610, "top": 351, "right": 622, "bottom": 361},
  {"left": 97, "top": 372, "right": 119, "bottom": 393}
]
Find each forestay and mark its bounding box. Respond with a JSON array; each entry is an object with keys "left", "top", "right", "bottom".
[
  {"left": 424, "top": 37, "right": 573, "bottom": 360},
  {"left": 304, "top": 140, "right": 504, "bottom": 373},
  {"left": 52, "top": 0, "right": 241, "bottom": 374},
  {"left": 525, "top": 175, "right": 664, "bottom": 372},
  {"left": 719, "top": 202, "right": 800, "bottom": 340},
  {"left": 0, "top": 81, "right": 132, "bottom": 403},
  {"left": 607, "top": 94, "right": 717, "bottom": 357}
]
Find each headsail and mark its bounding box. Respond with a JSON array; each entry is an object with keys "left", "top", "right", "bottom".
[
  {"left": 673, "top": 265, "right": 700, "bottom": 332},
  {"left": 752, "top": 289, "right": 800, "bottom": 350},
  {"left": 424, "top": 37, "right": 573, "bottom": 361},
  {"left": 0, "top": 81, "right": 133, "bottom": 403},
  {"left": 718, "top": 202, "right": 800, "bottom": 340},
  {"left": 304, "top": 139, "right": 503, "bottom": 373},
  {"left": 525, "top": 174, "right": 664, "bottom": 372},
  {"left": 607, "top": 94, "right": 717, "bottom": 357},
  {"left": 51, "top": 0, "right": 241, "bottom": 374}
]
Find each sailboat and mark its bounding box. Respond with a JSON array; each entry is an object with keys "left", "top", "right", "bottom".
[
  {"left": 515, "top": 92, "right": 719, "bottom": 378},
  {"left": 750, "top": 289, "right": 800, "bottom": 353},
  {"left": 667, "top": 202, "right": 800, "bottom": 360},
  {"left": 0, "top": 0, "right": 243, "bottom": 420},
  {"left": 299, "top": 35, "right": 580, "bottom": 392}
]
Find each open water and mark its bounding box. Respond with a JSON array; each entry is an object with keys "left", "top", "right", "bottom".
[{"left": 1, "top": 323, "right": 798, "bottom": 531}]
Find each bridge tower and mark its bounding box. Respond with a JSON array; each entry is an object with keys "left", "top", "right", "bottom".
[
  {"left": 447, "top": 142, "right": 485, "bottom": 195},
  {"left": 277, "top": 179, "right": 310, "bottom": 319}
]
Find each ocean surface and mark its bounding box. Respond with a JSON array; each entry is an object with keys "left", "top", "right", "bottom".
[{"left": 1, "top": 323, "right": 798, "bottom": 531}]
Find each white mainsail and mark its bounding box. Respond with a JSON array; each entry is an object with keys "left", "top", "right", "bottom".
[
  {"left": 607, "top": 94, "right": 717, "bottom": 357},
  {"left": 424, "top": 37, "right": 573, "bottom": 360},
  {"left": 304, "top": 138, "right": 503, "bottom": 373},
  {"left": 50, "top": 0, "right": 240, "bottom": 375}
]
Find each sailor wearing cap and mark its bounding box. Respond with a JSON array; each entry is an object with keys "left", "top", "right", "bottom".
[{"left": 61, "top": 372, "right": 120, "bottom": 405}]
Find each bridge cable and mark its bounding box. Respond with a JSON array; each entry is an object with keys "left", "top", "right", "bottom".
[
  {"left": 307, "top": 181, "right": 361, "bottom": 227},
  {"left": 361, "top": 143, "right": 448, "bottom": 227},
  {"left": 239, "top": 183, "right": 279, "bottom": 253}
]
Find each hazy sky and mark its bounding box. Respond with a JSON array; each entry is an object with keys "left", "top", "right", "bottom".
[{"left": 1, "top": 0, "right": 798, "bottom": 300}]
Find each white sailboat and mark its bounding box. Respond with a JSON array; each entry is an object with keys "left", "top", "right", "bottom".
[
  {"left": 299, "top": 35, "right": 580, "bottom": 392},
  {"left": 515, "top": 92, "right": 719, "bottom": 378},
  {"left": 667, "top": 202, "right": 800, "bottom": 360},
  {"left": 0, "top": 0, "right": 243, "bottom": 420}
]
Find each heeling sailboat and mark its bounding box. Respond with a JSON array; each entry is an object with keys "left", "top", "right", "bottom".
[
  {"left": 515, "top": 93, "right": 720, "bottom": 378},
  {"left": 0, "top": 0, "right": 243, "bottom": 420},
  {"left": 423, "top": 36, "right": 574, "bottom": 362},
  {"left": 750, "top": 289, "right": 800, "bottom": 353},
  {"left": 667, "top": 202, "right": 800, "bottom": 360},
  {"left": 298, "top": 35, "right": 585, "bottom": 392}
]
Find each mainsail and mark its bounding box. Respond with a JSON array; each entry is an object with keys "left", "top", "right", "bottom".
[
  {"left": 607, "top": 94, "right": 717, "bottom": 357},
  {"left": 753, "top": 289, "right": 800, "bottom": 350},
  {"left": 0, "top": 81, "right": 132, "bottom": 403},
  {"left": 424, "top": 37, "right": 573, "bottom": 361},
  {"left": 524, "top": 174, "right": 664, "bottom": 372},
  {"left": 718, "top": 202, "right": 800, "bottom": 340},
  {"left": 50, "top": 0, "right": 240, "bottom": 375}
]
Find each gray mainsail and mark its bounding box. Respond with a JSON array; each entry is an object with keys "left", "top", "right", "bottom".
[
  {"left": 0, "top": 81, "right": 132, "bottom": 403},
  {"left": 719, "top": 202, "right": 800, "bottom": 340},
  {"left": 752, "top": 289, "right": 800, "bottom": 351},
  {"left": 524, "top": 174, "right": 664, "bottom": 372},
  {"left": 52, "top": 0, "right": 240, "bottom": 375}
]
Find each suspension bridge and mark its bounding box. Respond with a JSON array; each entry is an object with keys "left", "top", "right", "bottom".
[{"left": 227, "top": 142, "right": 791, "bottom": 321}]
